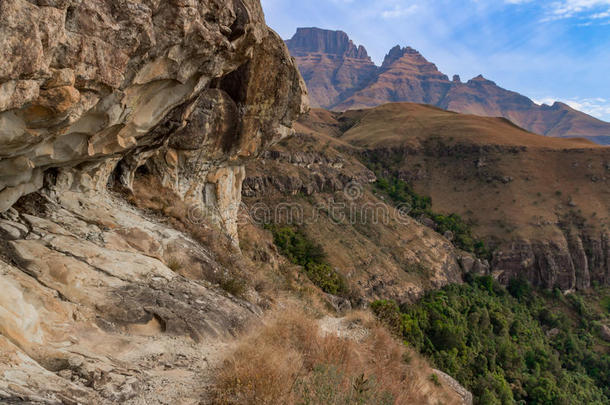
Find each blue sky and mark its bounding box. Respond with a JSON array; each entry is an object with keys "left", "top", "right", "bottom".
[{"left": 261, "top": 0, "right": 610, "bottom": 121}]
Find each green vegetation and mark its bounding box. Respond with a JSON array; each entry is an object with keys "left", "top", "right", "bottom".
[
  {"left": 375, "top": 176, "right": 432, "bottom": 216},
  {"left": 218, "top": 275, "right": 247, "bottom": 298},
  {"left": 372, "top": 278, "right": 610, "bottom": 405},
  {"left": 372, "top": 172, "right": 491, "bottom": 259},
  {"left": 266, "top": 225, "right": 348, "bottom": 295}
]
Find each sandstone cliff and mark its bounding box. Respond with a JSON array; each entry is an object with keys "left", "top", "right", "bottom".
[
  {"left": 0, "top": 0, "right": 307, "bottom": 402},
  {"left": 287, "top": 28, "right": 610, "bottom": 145},
  {"left": 285, "top": 27, "right": 377, "bottom": 109}
]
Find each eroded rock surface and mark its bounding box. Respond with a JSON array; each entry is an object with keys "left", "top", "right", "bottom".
[
  {"left": 0, "top": 0, "right": 307, "bottom": 226},
  {"left": 0, "top": 0, "right": 307, "bottom": 402}
]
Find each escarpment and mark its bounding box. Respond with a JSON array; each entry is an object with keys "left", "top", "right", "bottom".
[
  {"left": 287, "top": 27, "right": 610, "bottom": 145},
  {"left": 0, "top": 0, "right": 307, "bottom": 403},
  {"left": 272, "top": 105, "right": 609, "bottom": 295}
]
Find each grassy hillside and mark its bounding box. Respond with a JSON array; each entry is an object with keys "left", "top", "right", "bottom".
[
  {"left": 240, "top": 103, "right": 610, "bottom": 404},
  {"left": 330, "top": 103, "right": 609, "bottom": 243}
]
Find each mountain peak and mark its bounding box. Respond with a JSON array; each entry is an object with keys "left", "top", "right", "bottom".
[
  {"left": 286, "top": 27, "right": 610, "bottom": 143},
  {"left": 468, "top": 74, "right": 496, "bottom": 85},
  {"left": 381, "top": 45, "right": 425, "bottom": 67},
  {"left": 286, "top": 27, "right": 370, "bottom": 59}
]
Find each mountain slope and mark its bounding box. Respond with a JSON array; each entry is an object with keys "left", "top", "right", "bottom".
[
  {"left": 286, "top": 28, "right": 610, "bottom": 145},
  {"left": 294, "top": 103, "right": 610, "bottom": 290}
]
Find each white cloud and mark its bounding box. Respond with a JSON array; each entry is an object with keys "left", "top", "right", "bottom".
[
  {"left": 544, "top": 0, "right": 610, "bottom": 21},
  {"left": 591, "top": 9, "right": 610, "bottom": 17},
  {"left": 381, "top": 4, "right": 418, "bottom": 19},
  {"left": 503, "top": 0, "right": 610, "bottom": 22},
  {"left": 534, "top": 96, "right": 610, "bottom": 121}
]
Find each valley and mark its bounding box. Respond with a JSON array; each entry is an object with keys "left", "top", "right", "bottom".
[{"left": 0, "top": 2, "right": 608, "bottom": 405}]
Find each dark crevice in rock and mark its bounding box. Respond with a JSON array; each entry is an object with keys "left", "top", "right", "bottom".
[
  {"left": 213, "top": 63, "right": 250, "bottom": 106},
  {"left": 228, "top": 0, "right": 250, "bottom": 41}
]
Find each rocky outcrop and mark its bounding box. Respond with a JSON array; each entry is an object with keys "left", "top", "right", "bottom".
[
  {"left": 493, "top": 230, "right": 610, "bottom": 290},
  {"left": 0, "top": 0, "right": 307, "bottom": 234},
  {"left": 243, "top": 141, "right": 376, "bottom": 197},
  {"left": 286, "top": 27, "right": 377, "bottom": 109},
  {"left": 0, "top": 0, "right": 307, "bottom": 402},
  {"left": 432, "top": 369, "right": 473, "bottom": 405},
  {"left": 0, "top": 188, "right": 263, "bottom": 404},
  {"left": 335, "top": 45, "right": 451, "bottom": 110},
  {"left": 288, "top": 28, "right": 610, "bottom": 144},
  {"left": 286, "top": 27, "right": 370, "bottom": 58}
]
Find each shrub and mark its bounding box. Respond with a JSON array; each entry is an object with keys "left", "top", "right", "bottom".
[
  {"left": 266, "top": 225, "right": 348, "bottom": 296},
  {"left": 370, "top": 300, "right": 403, "bottom": 336},
  {"left": 601, "top": 295, "right": 610, "bottom": 314},
  {"left": 219, "top": 275, "right": 247, "bottom": 298},
  {"left": 166, "top": 256, "right": 183, "bottom": 272},
  {"left": 507, "top": 277, "right": 532, "bottom": 301},
  {"left": 304, "top": 262, "right": 347, "bottom": 296}
]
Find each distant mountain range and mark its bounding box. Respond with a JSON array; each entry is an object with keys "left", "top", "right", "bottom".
[{"left": 285, "top": 27, "right": 610, "bottom": 145}]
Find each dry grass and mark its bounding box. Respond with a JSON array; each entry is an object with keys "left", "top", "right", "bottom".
[
  {"left": 211, "top": 307, "right": 460, "bottom": 405},
  {"left": 337, "top": 103, "right": 604, "bottom": 149},
  {"left": 296, "top": 105, "right": 610, "bottom": 245}
]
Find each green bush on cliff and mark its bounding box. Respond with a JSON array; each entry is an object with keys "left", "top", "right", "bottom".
[
  {"left": 372, "top": 173, "right": 491, "bottom": 259},
  {"left": 266, "top": 225, "right": 347, "bottom": 295},
  {"left": 371, "top": 278, "right": 610, "bottom": 405}
]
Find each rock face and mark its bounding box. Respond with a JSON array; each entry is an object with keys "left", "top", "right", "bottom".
[
  {"left": 287, "top": 28, "right": 610, "bottom": 145},
  {"left": 492, "top": 230, "right": 610, "bottom": 290},
  {"left": 432, "top": 369, "right": 473, "bottom": 405},
  {"left": 0, "top": 0, "right": 307, "bottom": 229},
  {"left": 336, "top": 45, "right": 451, "bottom": 109},
  {"left": 286, "top": 27, "right": 377, "bottom": 109},
  {"left": 0, "top": 0, "right": 307, "bottom": 403}
]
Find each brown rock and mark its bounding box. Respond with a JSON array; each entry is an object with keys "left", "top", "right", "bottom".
[
  {"left": 600, "top": 325, "right": 610, "bottom": 342},
  {"left": 286, "top": 28, "right": 377, "bottom": 109},
  {"left": 0, "top": 0, "right": 307, "bottom": 216}
]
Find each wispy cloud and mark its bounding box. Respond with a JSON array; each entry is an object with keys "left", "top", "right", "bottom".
[
  {"left": 503, "top": 0, "right": 610, "bottom": 23},
  {"left": 534, "top": 96, "right": 610, "bottom": 121},
  {"left": 543, "top": 0, "right": 610, "bottom": 22},
  {"left": 381, "top": 4, "right": 418, "bottom": 19}
]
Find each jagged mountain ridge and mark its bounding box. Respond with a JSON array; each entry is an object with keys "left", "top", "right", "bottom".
[
  {"left": 286, "top": 27, "right": 610, "bottom": 145},
  {"left": 285, "top": 27, "right": 378, "bottom": 109}
]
